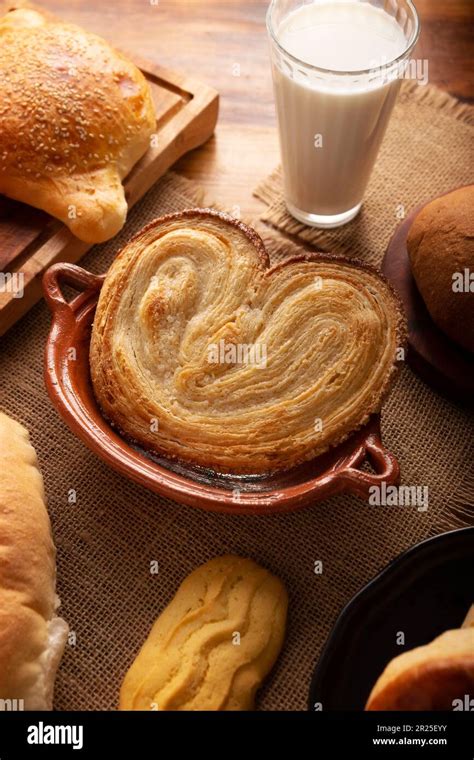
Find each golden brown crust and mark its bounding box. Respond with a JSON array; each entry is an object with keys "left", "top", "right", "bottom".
[
  {"left": 119, "top": 555, "right": 288, "bottom": 711},
  {"left": 0, "top": 411, "right": 68, "bottom": 710},
  {"left": 90, "top": 209, "right": 405, "bottom": 474},
  {"left": 114, "top": 207, "right": 272, "bottom": 270},
  {"left": 407, "top": 185, "right": 474, "bottom": 352},
  {"left": 366, "top": 629, "right": 474, "bottom": 711},
  {"left": 0, "top": 6, "right": 155, "bottom": 243}
]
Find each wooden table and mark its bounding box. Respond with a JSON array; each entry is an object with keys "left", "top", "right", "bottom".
[{"left": 15, "top": 0, "right": 474, "bottom": 219}]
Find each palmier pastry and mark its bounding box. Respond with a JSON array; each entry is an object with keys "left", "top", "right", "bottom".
[
  {"left": 90, "top": 209, "right": 405, "bottom": 474},
  {"left": 0, "top": 411, "right": 68, "bottom": 710},
  {"left": 366, "top": 622, "right": 474, "bottom": 711},
  {"left": 0, "top": 5, "right": 155, "bottom": 243},
  {"left": 119, "top": 555, "right": 288, "bottom": 710}
]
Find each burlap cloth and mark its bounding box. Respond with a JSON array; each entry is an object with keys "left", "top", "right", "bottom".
[{"left": 0, "top": 85, "right": 473, "bottom": 710}]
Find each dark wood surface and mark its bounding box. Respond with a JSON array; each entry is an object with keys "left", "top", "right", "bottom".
[{"left": 31, "top": 0, "right": 474, "bottom": 219}]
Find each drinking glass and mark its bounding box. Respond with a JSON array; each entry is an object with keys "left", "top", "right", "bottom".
[{"left": 267, "top": 0, "right": 420, "bottom": 228}]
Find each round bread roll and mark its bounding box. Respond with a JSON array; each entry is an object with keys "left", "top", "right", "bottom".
[
  {"left": 407, "top": 185, "right": 474, "bottom": 352},
  {"left": 0, "top": 412, "right": 68, "bottom": 710}
]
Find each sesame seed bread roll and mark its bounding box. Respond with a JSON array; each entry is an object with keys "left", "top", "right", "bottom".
[
  {"left": 120, "top": 556, "right": 288, "bottom": 711},
  {"left": 0, "top": 411, "right": 68, "bottom": 710},
  {"left": 0, "top": 6, "right": 155, "bottom": 243}
]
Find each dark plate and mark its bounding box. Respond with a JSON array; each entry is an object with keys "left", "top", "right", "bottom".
[{"left": 308, "top": 527, "right": 474, "bottom": 711}]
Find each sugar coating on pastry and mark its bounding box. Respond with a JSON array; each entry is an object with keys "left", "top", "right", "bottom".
[
  {"left": 0, "top": 7, "right": 156, "bottom": 243},
  {"left": 366, "top": 628, "right": 474, "bottom": 711},
  {"left": 119, "top": 555, "right": 288, "bottom": 711},
  {"left": 90, "top": 209, "right": 405, "bottom": 474}
]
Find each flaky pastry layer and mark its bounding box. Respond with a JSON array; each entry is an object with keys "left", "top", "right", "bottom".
[{"left": 90, "top": 209, "right": 405, "bottom": 474}]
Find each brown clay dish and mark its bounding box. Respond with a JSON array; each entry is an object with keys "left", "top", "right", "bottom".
[
  {"left": 382, "top": 188, "right": 474, "bottom": 405},
  {"left": 43, "top": 261, "right": 400, "bottom": 514}
]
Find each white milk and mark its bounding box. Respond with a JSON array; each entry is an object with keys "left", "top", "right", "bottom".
[{"left": 270, "top": 1, "right": 409, "bottom": 225}]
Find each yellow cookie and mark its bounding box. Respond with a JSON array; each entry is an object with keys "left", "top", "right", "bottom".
[{"left": 119, "top": 555, "right": 288, "bottom": 710}]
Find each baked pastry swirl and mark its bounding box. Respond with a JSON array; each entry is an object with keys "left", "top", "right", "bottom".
[
  {"left": 0, "top": 6, "right": 155, "bottom": 243},
  {"left": 90, "top": 209, "right": 405, "bottom": 474}
]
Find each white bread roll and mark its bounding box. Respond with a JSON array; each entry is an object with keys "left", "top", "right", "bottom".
[{"left": 0, "top": 412, "right": 68, "bottom": 710}]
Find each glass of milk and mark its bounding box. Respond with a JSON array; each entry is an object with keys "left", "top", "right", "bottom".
[{"left": 267, "top": 0, "right": 420, "bottom": 228}]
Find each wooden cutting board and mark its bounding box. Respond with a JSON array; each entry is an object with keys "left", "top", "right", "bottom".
[{"left": 0, "top": 4, "right": 218, "bottom": 337}]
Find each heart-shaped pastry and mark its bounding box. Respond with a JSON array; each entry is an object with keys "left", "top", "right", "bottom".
[
  {"left": 0, "top": 7, "right": 155, "bottom": 243},
  {"left": 90, "top": 209, "right": 405, "bottom": 474}
]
